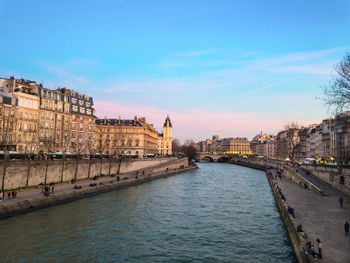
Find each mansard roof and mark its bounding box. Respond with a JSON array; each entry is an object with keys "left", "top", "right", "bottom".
[{"left": 95, "top": 118, "right": 143, "bottom": 127}]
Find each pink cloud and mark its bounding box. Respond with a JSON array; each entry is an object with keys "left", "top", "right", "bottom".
[{"left": 94, "top": 100, "right": 320, "bottom": 142}]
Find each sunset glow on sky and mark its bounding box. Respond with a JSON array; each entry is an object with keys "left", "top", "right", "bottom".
[{"left": 1, "top": 0, "right": 349, "bottom": 141}]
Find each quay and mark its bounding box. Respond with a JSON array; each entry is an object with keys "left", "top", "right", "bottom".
[
  {"left": 0, "top": 158, "right": 196, "bottom": 219},
  {"left": 230, "top": 157, "right": 350, "bottom": 263}
]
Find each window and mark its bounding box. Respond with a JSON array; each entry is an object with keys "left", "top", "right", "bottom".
[
  {"left": 57, "top": 114, "right": 61, "bottom": 121},
  {"left": 46, "top": 112, "right": 50, "bottom": 119},
  {"left": 19, "top": 112, "right": 23, "bottom": 120},
  {"left": 49, "top": 102, "right": 52, "bottom": 109},
  {"left": 44, "top": 101, "right": 48, "bottom": 108},
  {"left": 51, "top": 113, "right": 54, "bottom": 120},
  {"left": 24, "top": 113, "right": 28, "bottom": 120},
  {"left": 72, "top": 115, "right": 76, "bottom": 121}
]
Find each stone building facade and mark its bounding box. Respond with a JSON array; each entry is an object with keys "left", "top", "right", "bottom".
[
  {"left": 0, "top": 87, "right": 18, "bottom": 151},
  {"left": 208, "top": 137, "right": 251, "bottom": 154},
  {"left": 158, "top": 115, "right": 172, "bottom": 155},
  {"left": 67, "top": 90, "right": 96, "bottom": 154},
  {"left": 95, "top": 116, "right": 159, "bottom": 156},
  {"left": 38, "top": 87, "right": 72, "bottom": 153}
]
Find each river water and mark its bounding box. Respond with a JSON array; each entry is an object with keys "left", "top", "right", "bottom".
[{"left": 0, "top": 162, "right": 296, "bottom": 263}]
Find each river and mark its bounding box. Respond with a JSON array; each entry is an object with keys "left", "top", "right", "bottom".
[{"left": 0, "top": 162, "right": 296, "bottom": 262}]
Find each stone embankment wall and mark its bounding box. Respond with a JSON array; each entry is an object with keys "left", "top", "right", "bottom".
[
  {"left": 283, "top": 166, "right": 323, "bottom": 196},
  {"left": 302, "top": 166, "right": 350, "bottom": 195},
  {"left": 231, "top": 157, "right": 350, "bottom": 196},
  {"left": 0, "top": 164, "right": 197, "bottom": 219},
  {"left": 0, "top": 158, "right": 178, "bottom": 191}
]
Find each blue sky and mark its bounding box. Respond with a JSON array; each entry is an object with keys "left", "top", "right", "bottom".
[{"left": 1, "top": 0, "right": 350, "bottom": 141}]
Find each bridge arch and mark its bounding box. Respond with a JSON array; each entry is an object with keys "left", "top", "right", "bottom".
[
  {"left": 201, "top": 156, "right": 214, "bottom": 162},
  {"left": 217, "top": 156, "right": 229, "bottom": 163}
]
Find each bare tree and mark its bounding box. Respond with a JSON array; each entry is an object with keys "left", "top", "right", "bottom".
[
  {"left": 172, "top": 139, "right": 181, "bottom": 154},
  {"left": 86, "top": 140, "right": 96, "bottom": 179},
  {"left": 181, "top": 140, "right": 198, "bottom": 165},
  {"left": 24, "top": 127, "right": 37, "bottom": 187},
  {"left": 0, "top": 107, "right": 17, "bottom": 195},
  {"left": 42, "top": 134, "right": 55, "bottom": 186},
  {"left": 283, "top": 122, "right": 300, "bottom": 160},
  {"left": 323, "top": 53, "right": 350, "bottom": 113},
  {"left": 72, "top": 131, "right": 87, "bottom": 181}
]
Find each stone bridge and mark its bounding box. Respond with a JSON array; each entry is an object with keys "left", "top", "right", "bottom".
[{"left": 196, "top": 153, "right": 231, "bottom": 163}]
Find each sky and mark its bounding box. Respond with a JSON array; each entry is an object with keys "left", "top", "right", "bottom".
[{"left": 1, "top": 0, "right": 350, "bottom": 142}]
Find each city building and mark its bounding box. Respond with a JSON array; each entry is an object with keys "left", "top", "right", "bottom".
[
  {"left": 67, "top": 90, "right": 96, "bottom": 154},
  {"left": 251, "top": 133, "right": 275, "bottom": 157},
  {"left": 95, "top": 116, "right": 159, "bottom": 156},
  {"left": 38, "top": 87, "right": 71, "bottom": 153},
  {"left": 0, "top": 87, "right": 18, "bottom": 151},
  {"left": 158, "top": 115, "right": 172, "bottom": 155},
  {"left": 321, "top": 119, "right": 335, "bottom": 160},
  {"left": 276, "top": 129, "right": 300, "bottom": 160},
  {"left": 196, "top": 139, "right": 212, "bottom": 153},
  {"left": 0, "top": 77, "right": 40, "bottom": 153},
  {"left": 208, "top": 137, "right": 251, "bottom": 154},
  {"left": 256, "top": 140, "right": 277, "bottom": 158},
  {"left": 333, "top": 111, "right": 350, "bottom": 164},
  {"left": 306, "top": 124, "right": 322, "bottom": 159}
]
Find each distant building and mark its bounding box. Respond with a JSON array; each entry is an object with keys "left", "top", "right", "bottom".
[
  {"left": 209, "top": 137, "right": 251, "bottom": 154},
  {"left": 196, "top": 139, "right": 212, "bottom": 153},
  {"left": 95, "top": 116, "right": 159, "bottom": 156},
  {"left": 158, "top": 115, "right": 172, "bottom": 155}
]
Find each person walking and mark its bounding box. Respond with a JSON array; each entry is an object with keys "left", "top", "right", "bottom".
[
  {"left": 51, "top": 186, "right": 54, "bottom": 194},
  {"left": 345, "top": 221, "right": 350, "bottom": 236},
  {"left": 317, "top": 239, "right": 322, "bottom": 259},
  {"left": 339, "top": 197, "right": 343, "bottom": 208}
]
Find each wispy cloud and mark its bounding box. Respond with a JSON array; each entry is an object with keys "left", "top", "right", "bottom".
[
  {"left": 243, "top": 84, "right": 275, "bottom": 95},
  {"left": 240, "top": 51, "right": 260, "bottom": 57},
  {"left": 175, "top": 49, "right": 217, "bottom": 58}
]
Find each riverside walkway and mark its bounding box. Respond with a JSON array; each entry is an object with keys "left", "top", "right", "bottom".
[
  {"left": 275, "top": 168, "right": 350, "bottom": 262},
  {"left": 0, "top": 165, "right": 196, "bottom": 218}
]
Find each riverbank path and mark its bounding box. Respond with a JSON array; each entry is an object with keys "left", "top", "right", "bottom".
[{"left": 274, "top": 169, "right": 350, "bottom": 262}]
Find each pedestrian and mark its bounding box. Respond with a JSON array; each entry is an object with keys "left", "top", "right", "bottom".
[
  {"left": 317, "top": 239, "right": 322, "bottom": 259},
  {"left": 14, "top": 191, "right": 17, "bottom": 198},
  {"left": 51, "top": 186, "right": 54, "bottom": 194},
  {"left": 339, "top": 197, "right": 343, "bottom": 208},
  {"left": 345, "top": 221, "right": 350, "bottom": 236},
  {"left": 288, "top": 206, "right": 295, "bottom": 218},
  {"left": 7, "top": 192, "right": 10, "bottom": 199},
  {"left": 11, "top": 191, "right": 14, "bottom": 199}
]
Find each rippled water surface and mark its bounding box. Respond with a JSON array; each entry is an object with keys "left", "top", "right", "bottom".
[{"left": 0, "top": 162, "right": 296, "bottom": 262}]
